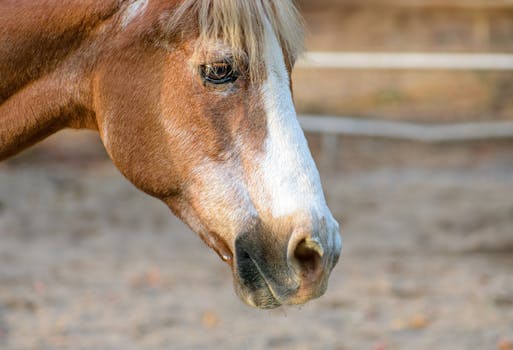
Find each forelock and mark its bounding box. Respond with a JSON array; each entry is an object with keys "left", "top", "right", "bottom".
[{"left": 167, "top": 0, "right": 305, "bottom": 80}]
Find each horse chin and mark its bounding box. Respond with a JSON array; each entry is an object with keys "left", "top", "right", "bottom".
[
  {"left": 230, "top": 247, "right": 282, "bottom": 309},
  {"left": 231, "top": 257, "right": 331, "bottom": 309},
  {"left": 233, "top": 276, "right": 283, "bottom": 310}
]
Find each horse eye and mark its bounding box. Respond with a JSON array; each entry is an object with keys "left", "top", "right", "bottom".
[{"left": 200, "top": 62, "right": 238, "bottom": 84}]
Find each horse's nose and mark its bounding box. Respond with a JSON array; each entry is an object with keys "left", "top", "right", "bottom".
[
  {"left": 288, "top": 235, "right": 325, "bottom": 283},
  {"left": 233, "top": 221, "right": 341, "bottom": 309},
  {"left": 284, "top": 227, "right": 341, "bottom": 305}
]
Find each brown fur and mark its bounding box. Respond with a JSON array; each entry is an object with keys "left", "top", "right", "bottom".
[
  {"left": 0, "top": 0, "right": 123, "bottom": 159},
  {"left": 0, "top": 0, "right": 271, "bottom": 266}
]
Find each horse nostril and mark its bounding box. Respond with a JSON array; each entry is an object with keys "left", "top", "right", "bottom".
[{"left": 292, "top": 239, "right": 324, "bottom": 280}]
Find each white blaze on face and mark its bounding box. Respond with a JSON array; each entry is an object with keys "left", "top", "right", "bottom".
[
  {"left": 256, "top": 21, "right": 342, "bottom": 251},
  {"left": 259, "top": 23, "right": 324, "bottom": 217}
]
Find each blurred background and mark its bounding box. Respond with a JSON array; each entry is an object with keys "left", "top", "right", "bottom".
[{"left": 1, "top": 1, "right": 513, "bottom": 349}]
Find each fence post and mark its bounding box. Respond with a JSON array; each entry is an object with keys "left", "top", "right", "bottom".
[
  {"left": 473, "top": 13, "right": 491, "bottom": 50},
  {"left": 320, "top": 133, "right": 339, "bottom": 172}
]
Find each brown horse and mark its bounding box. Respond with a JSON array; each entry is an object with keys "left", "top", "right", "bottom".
[{"left": 0, "top": 0, "right": 341, "bottom": 309}]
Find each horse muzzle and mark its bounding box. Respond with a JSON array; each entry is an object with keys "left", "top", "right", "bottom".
[{"left": 232, "top": 222, "right": 341, "bottom": 309}]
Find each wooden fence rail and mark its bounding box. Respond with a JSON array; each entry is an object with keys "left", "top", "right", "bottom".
[
  {"left": 299, "top": 115, "right": 513, "bottom": 142},
  {"left": 298, "top": 52, "right": 513, "bottom": 70}
]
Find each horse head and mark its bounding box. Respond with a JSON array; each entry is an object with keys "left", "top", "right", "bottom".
[
  {"left": 78, "top": 0, "right": 342, "bottom": 309},
  {"left": 0, "top": 0, "right": 341, "bottom": 308}
]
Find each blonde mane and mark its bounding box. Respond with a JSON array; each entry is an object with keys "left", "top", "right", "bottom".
[{"left": 169, "top": 0, "right": 305, "bottom": 79}]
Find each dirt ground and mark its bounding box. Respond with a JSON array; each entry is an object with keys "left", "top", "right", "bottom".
[{"left": 0, "top": 132, "right": 512, "bottom": 350}]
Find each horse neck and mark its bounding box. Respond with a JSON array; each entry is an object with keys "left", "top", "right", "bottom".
[{"left": 0, "top": 0, "right": 122, "bottom": 161}]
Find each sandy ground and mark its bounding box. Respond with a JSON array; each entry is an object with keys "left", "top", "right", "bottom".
[{"left": 0, "top": 133, "right": 512, "bottom": 350}]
